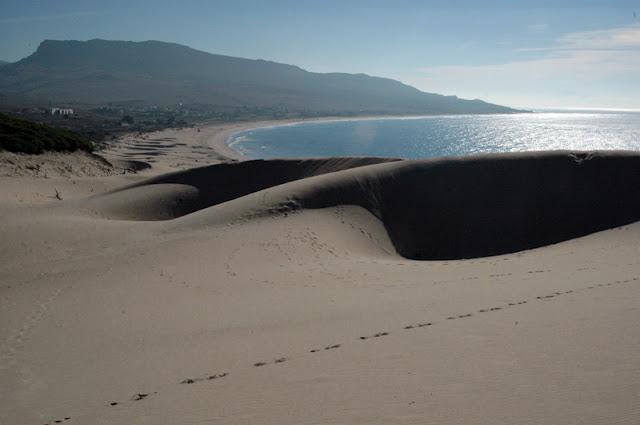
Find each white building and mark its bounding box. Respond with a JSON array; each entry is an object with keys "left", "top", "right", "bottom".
[{"left": 51, "top": 108, "right": 74, "bottom": 116}]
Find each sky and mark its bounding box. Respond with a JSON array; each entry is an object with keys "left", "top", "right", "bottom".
[{"left": 1, "top": 0, "right": 639, "bottom": 109}]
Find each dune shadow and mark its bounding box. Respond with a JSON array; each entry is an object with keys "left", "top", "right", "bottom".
[{"left": 82, "top": 151, "right": 640, "bottom": 259}]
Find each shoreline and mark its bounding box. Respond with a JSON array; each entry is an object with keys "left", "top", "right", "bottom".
[
  {"left": 101, "top": 111, "right": 536, "bottom": 171},
  {"left": 101, "top": 116, "right": 407, "bottom": 171},
  {"left": 208, "top": 111, "right": 552, "bottom": 161},
  {"left": 204, "top": 116, "right": 402, "bottom": 161},
  {"left": 206, "top": 114, "right": 469, "bottom": 160}
]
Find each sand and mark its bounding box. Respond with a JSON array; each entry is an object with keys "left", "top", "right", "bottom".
[{"left": 1, "top": 122, "right": 640, "bottom": 425}]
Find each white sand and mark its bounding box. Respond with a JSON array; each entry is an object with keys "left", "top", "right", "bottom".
[{"left": 1, "top": 124, "right": 640, "bottom": 425}]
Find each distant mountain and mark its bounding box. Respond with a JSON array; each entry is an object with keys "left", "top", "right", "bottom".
[
  {"left": 0, "top": 39, "right": 521, "bottom": 115},
  {"left": 0, "top": 60, "right": 9, "bottom": 68}
]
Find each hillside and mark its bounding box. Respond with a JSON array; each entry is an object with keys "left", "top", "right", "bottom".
[
  {"left": 0, "top": 112, "right": 93, "bottom": 154},
  {"left": 0, "top": 39, "right": 520, "bottom": 115}
]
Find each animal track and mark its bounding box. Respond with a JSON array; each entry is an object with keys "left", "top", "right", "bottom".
[
  {"left": 404, "top": 322, "right": 432, "bottom": 329},
  {"left": 180, "top": 372, "right": 229, "bottom": 384},
  {"left": 527, "top": 269, "right": 550, "bottom": 274},
  {"left": 45, "top": 418, "right": 71, "bottom": 424},
  {"left": 133, "top": 393, "right": 151, "bottom": 401},
  {"left": 29, "top": 274, "right": 640, "bottom": 424},
  {"left": 447, "top": 313, "right": 474, "bottom": 320},
  {"left": 359, "top": 332, "right": 389, "bottom": 340}
]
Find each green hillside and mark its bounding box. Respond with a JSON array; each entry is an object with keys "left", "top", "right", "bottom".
[{"left": 0, "top": 113, "right": 94, "bottom": 154}]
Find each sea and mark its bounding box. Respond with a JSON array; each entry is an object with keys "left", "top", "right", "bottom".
[{"left": 227, "top": 110, "right": 640, "bottom": 159}]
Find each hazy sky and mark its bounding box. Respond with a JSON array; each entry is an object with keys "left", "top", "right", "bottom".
[{"left": 1, "top": 0, "right": 639, "bottom": 109}]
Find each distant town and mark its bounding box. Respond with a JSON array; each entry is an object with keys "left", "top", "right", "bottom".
[{"left": 1, "top": 102, "right": 339, "bottom": 145}]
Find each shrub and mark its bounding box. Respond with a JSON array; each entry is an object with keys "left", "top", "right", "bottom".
[{"left": 0, "top": 113, "right": 94, "bottom": 154}]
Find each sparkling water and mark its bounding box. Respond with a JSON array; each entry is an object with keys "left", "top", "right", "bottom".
[{"left": 228, "top": 111, "right": 640, "bottom": 159}]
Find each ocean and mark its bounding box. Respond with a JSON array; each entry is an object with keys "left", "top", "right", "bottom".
[{"left": 227, "top": 111, "right": 640, "bottom": 159}]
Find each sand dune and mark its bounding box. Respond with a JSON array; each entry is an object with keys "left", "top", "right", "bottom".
[
  {"left": 83, "top": 151, "right": 640, "bottom": 259},
  {"left": 80, "top": 157, "right": 398, "bottom": 220},
  {"left": 2, "top": 143, "right": 640, "bottom": 425}
]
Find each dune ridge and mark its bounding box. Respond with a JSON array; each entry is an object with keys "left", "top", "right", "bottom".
[{"left": 81, "top": 150, "right": 640, "bottom": 259}]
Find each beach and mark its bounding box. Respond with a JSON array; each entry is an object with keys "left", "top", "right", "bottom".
[{"left": 1, "top": 121, "right": 640, "bottom": 425}]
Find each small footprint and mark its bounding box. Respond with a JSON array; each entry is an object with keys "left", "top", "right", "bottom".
[
  {"left": 416, "top": 322, "right": 432, "bottom": 328},
  {"left": 360, "top": 332, "right": 389, "bottom": 340},
  {"left": 133, "top": 393, "right": 149, "bottom": 401}
]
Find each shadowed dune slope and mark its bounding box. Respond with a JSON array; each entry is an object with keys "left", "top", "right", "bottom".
[
  {"left": 291, "top": 151, "right": 640, "bottom": 259},
  {"left": 79, "top": 157, "right": 399, "bottom": 220},
  {"left": 82, "top": 151, "right": 640, "bottom": 259}
]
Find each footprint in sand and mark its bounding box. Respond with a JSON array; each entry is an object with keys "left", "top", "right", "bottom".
[
  {"left": 360, "top": 332, "right": 389, "bottom": 340},
  {"left": 404, "top": 322, "right": 432, "bottom": 329},
  {"left": 133, "top": 393, "right": 149, "bottom": 401}
]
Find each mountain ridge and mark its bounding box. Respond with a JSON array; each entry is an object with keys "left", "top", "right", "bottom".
[{"left": 0, "top": 39, "right": 522, "bottom": 115}]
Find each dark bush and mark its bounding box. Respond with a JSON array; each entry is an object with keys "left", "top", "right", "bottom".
[{"left": 0, "top": 113, "right": 94, "bottom": 154}]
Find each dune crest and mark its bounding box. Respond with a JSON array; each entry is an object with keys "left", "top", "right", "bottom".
[{"left": 80, "top": 151, "right": 640, "bottom": 259}]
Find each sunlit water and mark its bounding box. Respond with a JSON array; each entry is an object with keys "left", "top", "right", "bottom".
[{"left": 227, "top": 111, "right": 640, "bottom": 159}]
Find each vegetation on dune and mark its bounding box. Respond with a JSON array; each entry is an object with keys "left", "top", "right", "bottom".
[{"left": 0, "top": 113, "right": 94, "bottom": 154}]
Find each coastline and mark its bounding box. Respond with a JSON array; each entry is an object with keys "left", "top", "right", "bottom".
[
  {"left": 205, "top": 116, "right": 407, "bottom": 161},
  {"left": 101, "top": 111, "right": 546, "bottom": 170},
  {"left": 99, "top": 115, "right": 423, "bottom": 172},
  {"left": 208, "top": 114, "right": 462, "bottom": 161}
]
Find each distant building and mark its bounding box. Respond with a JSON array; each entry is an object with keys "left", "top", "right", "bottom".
[{"left": 51, "top": 107, "right": 74, "bottom": 116}]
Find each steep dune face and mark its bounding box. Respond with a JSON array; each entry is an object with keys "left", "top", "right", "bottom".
[
  {"left": 295, "top": 151, "right": 640, "bottom": 259},
  {"left": 82, "top": 151, "right": 640, "bottom": 259}
]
